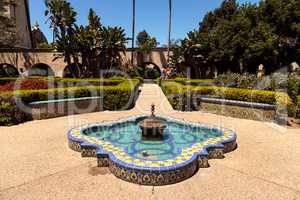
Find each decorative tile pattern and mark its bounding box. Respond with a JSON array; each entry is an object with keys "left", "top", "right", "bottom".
[{"left": 67, "top": 115, "right": 237, "bottom": 185}]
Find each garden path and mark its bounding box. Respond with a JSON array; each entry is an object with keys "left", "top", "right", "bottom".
[
  {"left": 132, "top": 83, "right": 174, "bottom": 114},
  {"left": 0, "top": 83, "right": 299, "bottom": 200}
]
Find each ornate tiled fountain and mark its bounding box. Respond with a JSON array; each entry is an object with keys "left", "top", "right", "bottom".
[{"left": 68, "top": 105, "right": 237, "bottom": 186}]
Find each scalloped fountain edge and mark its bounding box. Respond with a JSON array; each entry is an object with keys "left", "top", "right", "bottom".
[{"left": 67, "top": 115, "right": 237, "bottom": 185}]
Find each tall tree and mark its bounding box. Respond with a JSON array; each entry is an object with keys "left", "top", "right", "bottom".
[
  {"left": 99, "top": 26, "right": 128, "bottom": 70},
  {"left": 45, "top": 0, "right": 78, "bottom": 65},
  {"left": 136, "top": 30, "right": 158, "bottom": 65},
  {"left": 131, "top": 0, "right": 136, "bottom": 65},
  {"left": 167, "top": 0, "right": 172, "bottom": 63},
  {"left": 172, "top": 0, "right": 300, "bottom": 77}
]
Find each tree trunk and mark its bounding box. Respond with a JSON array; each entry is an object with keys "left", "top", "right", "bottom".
[{"left": 167, "top": 0, "right": 172, "bottom": 64}]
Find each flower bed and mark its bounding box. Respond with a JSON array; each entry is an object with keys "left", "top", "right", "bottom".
[
  {"left": 0, "top": 78, "right": 141, "bottom": 126},
  {"left": 0, "top": 79, "right": 49, "bottom": 92},
  {"left": 0, "top": 77, "right": 127, "bottom": 88}
]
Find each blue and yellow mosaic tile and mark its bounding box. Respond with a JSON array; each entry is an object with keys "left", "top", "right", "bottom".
[{"left": 68, "top": 115, "right": 237, "bottom": 185}]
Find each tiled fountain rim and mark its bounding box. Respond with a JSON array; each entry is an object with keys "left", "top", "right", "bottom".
[{"left": 68, "top": 115, "right": 237, "bottom": 172}]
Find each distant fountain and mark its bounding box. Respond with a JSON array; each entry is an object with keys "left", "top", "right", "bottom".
[{"left": 138, "top": 104, "right": 167, "bottom": 140}]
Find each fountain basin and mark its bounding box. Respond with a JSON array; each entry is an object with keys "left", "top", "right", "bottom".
[
  {"left": 68, "top": 115, "right": 237, "bottom": 185},
  {"left": 138, "top": 117, "right": 167, "bottom": 140}
]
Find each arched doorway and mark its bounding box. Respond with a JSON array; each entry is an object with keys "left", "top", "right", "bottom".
[
  {"left": 63, "top": 64, "right": 81, "bottom": 78},
  {"left": 139, "top": 62, "right": 161, "bottom": 79},
  {"left": 0, "top": 63, "right": 19, "bottom": 77},
  {"left": 28, "top": 63, "right": 55, "bottom": 77}
]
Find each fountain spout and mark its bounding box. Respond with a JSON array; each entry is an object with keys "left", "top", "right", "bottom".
[
  {"left": 138, "top": 104, "right": 167, "bottom": 140},
  {"left": 151, "top": 103, "right": 155, "bottom": 117}
]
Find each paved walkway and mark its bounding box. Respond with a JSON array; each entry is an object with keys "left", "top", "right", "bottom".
[{"left": 0, "top": 84, "right": 300, "bottom": 200}]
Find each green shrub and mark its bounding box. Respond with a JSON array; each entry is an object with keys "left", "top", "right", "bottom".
[
  {"left": 0, "top": 77, "right": 127, "bottom": 88},
  {"left": 0, "top": 79, "right": 141, "bottom": 126},
  {"left": 143, "top": 68, "right": 160, "bottom": 79},
  {"left": 173, "top": 78, "right": 214, "bottom": 86},
  {"left": 1, "top": 79, "right": 140, "bottom": 104},
  {"left": 0, "top": 99, "right": 32, "bottom": 126},
  {"left": 296, "top": 96, "right": 300, "bottom": 119},
  {"left": 287, "top": 73, "right": 300, "bottom": 101},
  {"left": 160, "top": 80, "right": 294, "bottom": 114},
  {"left": 147, "top": 68, "right": 160, "bottom": 79},
  {"left": 215, "top": 73, "right": 258, "bottom": 88}
]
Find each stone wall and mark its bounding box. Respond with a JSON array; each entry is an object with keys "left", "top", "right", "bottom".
[{"left": 0, "top": 48, "right": 172, "bottom": 77}]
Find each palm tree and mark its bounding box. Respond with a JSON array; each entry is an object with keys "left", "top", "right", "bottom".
[
  {"left": 167, "top": 0, "right": 172, "bottom": 64},
  {"left": 45, "top": 0, "right": 77, "bottom": 43},
  {"left": 99, "top": 26, "right": 128, "bottom": 70},
  {"left": 131, "top": 0, "right": 136, "bottom": 65},
  {"left": 45, "top": 0, "right": 77, "bottom": 65}
]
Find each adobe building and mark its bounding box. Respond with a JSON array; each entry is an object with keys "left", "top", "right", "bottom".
[
  {"left": 0, "top": 0, "right": 33, "bottom": 48},
  {"left": 0, "top": 0, "right": 170, "bottom": 77}
]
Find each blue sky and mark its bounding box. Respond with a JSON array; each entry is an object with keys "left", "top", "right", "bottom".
[{"left": 29, "top": 0, "right": 260, "bottom": 46}]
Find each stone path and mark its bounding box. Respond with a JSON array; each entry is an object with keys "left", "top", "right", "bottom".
[
  {"left": 0, "top": 84, "right": 300, "bottom": 200},
  {"left": 133, "top": 83, "right": 173, "bottom": 114}
]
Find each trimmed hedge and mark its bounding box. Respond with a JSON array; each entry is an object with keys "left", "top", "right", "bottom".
[
  {"left": 169, "top": 78, "right": 214, "bottom": 86},
  {"left": 0, "top": 77, "right": 127, "bottom": 87},
  {"left": 0, "top": 78, "right": 141, "bottom": 126},
  {"left": 160, "top": 81, "right": 294, "bottom": 114},
  {"left": 296, "top": 96, "right": 300, "bottom": 119},
  {"left": 0, "top": 100, "right": 32, "bottom": 126},
  {"left": 1, "top": 79, "right": 140, "bottom": 104}
]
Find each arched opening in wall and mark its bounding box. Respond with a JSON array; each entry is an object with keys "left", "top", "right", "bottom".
[
  {"left": 139, "top": 62, "right": 161, "bottom": 79},
  {"left": 28, "top": 63, "right": 55, "bottom": 77},
  {"left": 63, "top": 64, "right": 81, "bottom": 78},
  {"left": 0, "top": 63, "right": 19, "bottom": 77}
]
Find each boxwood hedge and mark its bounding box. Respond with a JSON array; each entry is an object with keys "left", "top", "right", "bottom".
[
  {"left": 296, "top": 96, "right": 300, "bottom": 119},
  {"left": 160, "top": 81, "right": 294, "bottom": 114},
  {"left": 170, "top": 78, "right": 214, "bottom": 86},
  {"left": 0, "top": 78, "right": 141, "bottom": 126},
  {"left": 0, "top": 77, "right": 128, "bottom": 87}
]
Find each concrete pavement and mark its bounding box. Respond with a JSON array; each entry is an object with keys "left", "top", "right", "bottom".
[{"left": 0, "top": 84, "right": 299, "bottom": 200}]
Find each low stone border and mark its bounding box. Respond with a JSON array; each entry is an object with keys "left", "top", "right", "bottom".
[
  {"left": 195, "top": 97, "right": 276, "bottom": 121},
  {"left": 29, "top": 97, "right": 103, "bottom": 120},
  {"left": 200, "top": 97, "right": 276, "bottom": 110},
  {"left": 67, "top": 115, "right": 237, "bottom": 186}
]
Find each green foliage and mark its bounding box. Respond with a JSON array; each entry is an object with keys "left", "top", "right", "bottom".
[
  {"left": 99, "top": 26, "right": 128, "bottom": 69},
  {"left": 136, "top": 30, "right": 159, "bottom": 66},
  {"left": 172, "top": 0, "right": 300, "bottom": 77},
  {"left": 0, "top": 78, "right": 142, "bottom": 126},
  {"left": 160, "top": 80, "right": 294, "bottom": 112},
  {"left": 173, "top": 78, "right": 214, "bottom": 86},
  {"left": 214, "top": 73, "right": 300, "bottom": 100},
  {"left": 0, "top": 99, "right": 32, "bottom": 126},
  {"left": 0, "top": 79, "right": 141, "bottom": 104},
  {"left": 287, "top": 73, "right": 300, "bottom": 101},
  {"left": 37, "top": 43, "right": 54, "bottom": 49},
  {"left": 0, "top": 77, "right": 125, "bottom": 88},
  {"left": 143, "top": 68, "right": 160, "bottom": 79},
  {"left": 45, "top": 1, "right": 128, "bottom": 77},
  {"left": 123, "top": 67, "right": 142, "bottom": 78},
  {"left": 136, "top": 30, "right": 159, "bottom": 50},
  {"left": 296, "top": 96, "right": 300, "bottom": 119},
  {"left": 215, "top": 73, "right": 257, "bottom": 88},
  {"left": 45, "top": 0, "right": 78, "bottom": 66},
  {"left": 88, "top": 8, "right": 101, "bottom": 30}
]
